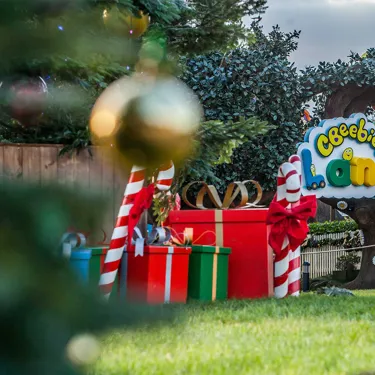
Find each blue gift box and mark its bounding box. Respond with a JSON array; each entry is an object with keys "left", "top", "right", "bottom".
[{"left": 69, "top": 249, "right": 92, "bottom": 282}]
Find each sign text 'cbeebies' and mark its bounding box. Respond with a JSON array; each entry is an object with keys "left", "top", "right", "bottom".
[{"left": 298, "top": 113, "right": 375, "bottom": 199}]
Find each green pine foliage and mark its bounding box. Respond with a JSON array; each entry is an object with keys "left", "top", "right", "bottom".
[
  {"left": 167, "top": 0, "right": 267, "bottom": 54},
  {"left": 0, "top": 2, "right": 179, "bottom": 373},
  {"left": 179, "top": 117, "right": 270, "bottom": 185},
  {"left": 0, "top": 181, "right": 175, "bottom": 375},
  {"left": 0, "top": 0, "right": 185, "bottom": 150},
  {"left": 0, "top": 0, "right": 268, "bottom": 152}
]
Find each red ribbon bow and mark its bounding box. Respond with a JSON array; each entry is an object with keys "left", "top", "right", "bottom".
[
  {"left": 127, "top": 184, "right": 155, "bottom": 248},
  {"left": 266, "top": 195, "right": 317, "bottom": 255}
]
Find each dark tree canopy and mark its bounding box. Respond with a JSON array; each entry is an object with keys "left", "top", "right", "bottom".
[{"left": 300, "top": 49, "right": 375, "bottom": 119}]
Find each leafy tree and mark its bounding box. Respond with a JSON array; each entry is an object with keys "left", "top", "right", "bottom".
[{"left": 180, "top": 25, "right": 304, "bottom": 194}]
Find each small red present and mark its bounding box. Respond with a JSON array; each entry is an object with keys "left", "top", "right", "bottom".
[
  {"left": 169, "top": 209, "right": 273, "bottom": 300},
  {"left": 118, "top": 245, "right": 191, "bottom": 304}
]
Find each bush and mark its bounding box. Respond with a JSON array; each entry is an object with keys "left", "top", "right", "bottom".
[
  {"left": 180, "top": 26, "right": 305, "bottom": 191},
  {"left": 302, "top": 220, "right": 363, "bottom": 251},
  {"left": 308, "top": 220, "right": 358, "bottom": 235},
  {"left": 336, "top": 253, "right": 361, "bottom": 271}
]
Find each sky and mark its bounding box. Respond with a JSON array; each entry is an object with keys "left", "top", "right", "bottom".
[{"left": 245, "top": 0, "right": 375, "bottom": 69}]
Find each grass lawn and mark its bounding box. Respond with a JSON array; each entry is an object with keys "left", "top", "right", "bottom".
[{"left": 89, "top": 291, "right": 375, "bottom": 375}]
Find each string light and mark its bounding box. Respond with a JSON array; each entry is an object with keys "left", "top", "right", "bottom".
[{"left": 58, "top": 25, "right": 64, "bottom": 31}]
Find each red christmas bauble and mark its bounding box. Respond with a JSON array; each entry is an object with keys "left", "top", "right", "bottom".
[{"left": 8, "top": 77, "right": 48, "bottom": 126}]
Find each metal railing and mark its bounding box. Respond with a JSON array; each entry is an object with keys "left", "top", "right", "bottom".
[{"left": 301, "top": 232, "right": 363, "bottom": 279}]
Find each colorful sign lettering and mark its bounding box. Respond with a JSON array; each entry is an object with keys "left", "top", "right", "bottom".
[{"left": 297, "top": 113, "right": 375, "bottom": 199}]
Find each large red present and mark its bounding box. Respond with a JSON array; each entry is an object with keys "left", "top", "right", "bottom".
[
  {"left": 169, "top": 209, "right": 273, "bottom": 299},
  {"left": 118, "top": 245, "right": 191, "bottom": 304}
]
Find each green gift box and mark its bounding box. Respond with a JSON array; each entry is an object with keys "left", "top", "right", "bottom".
[
  {"left": 88, "top": 246, "right": 118, "bottom": 298},
  {"left": 188, "top": 245, "right": 231, "bottom": 301}
]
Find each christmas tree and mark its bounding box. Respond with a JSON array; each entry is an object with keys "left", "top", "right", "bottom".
[
  {"left": 0, "top": 1, "right": 177, "bottom": 374},
  {"left": 0, "top": 0, "right": 267, "bottom": 150}
]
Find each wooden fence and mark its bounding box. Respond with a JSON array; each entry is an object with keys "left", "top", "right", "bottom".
[{"left": 0, "top": 144, "right": 129, "bottom": 238}]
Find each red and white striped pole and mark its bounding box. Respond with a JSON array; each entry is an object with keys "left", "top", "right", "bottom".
[
  {"left": 155, "top": 161, "right": 175, "bottom": 192},
  {"left": 99, "top": 166, "right": 146, "bottom": 298},
  {"left": 99, "top": 162, "right": 175, "bottom": 298},
  {"left": 273, "top": 157, "right": 301, "bottom": 299},
  {"left": 288, "top": 155, "right": 302, "bottom": 297}
]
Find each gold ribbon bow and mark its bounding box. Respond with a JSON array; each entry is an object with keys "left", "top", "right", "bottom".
[
  {"left": 167, "top": 227, "right": 216, "bottom": 247},
  {"left": 182, "top": 180, "right": 263, "bottom": 210}
]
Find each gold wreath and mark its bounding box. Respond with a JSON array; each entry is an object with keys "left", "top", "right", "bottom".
[{"left": 182, "top": 180, "right": 263, "bottom": 210}]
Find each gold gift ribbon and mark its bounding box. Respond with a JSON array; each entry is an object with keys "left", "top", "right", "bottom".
[
  {"left": 169, "top": 226, "right": 221, "bottom": 301},
  {"left": 167, "top": 227, "right": 216, "bottom": 246},
  {"left": 212, "top": 246, "right": 220, "bottom": 301},
  {"left": 182, "top": 180, "right": 263, "bottom": 210},
  {"left": 215, "top": 210, "right": 224, "bottom": 247},
  {"left": 213, "top": 212, "right": 222, "bottom": 301}
]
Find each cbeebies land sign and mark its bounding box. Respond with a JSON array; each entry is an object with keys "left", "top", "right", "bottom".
[{"left": 298, "top": 113, "right": 375, "bottom": 199}]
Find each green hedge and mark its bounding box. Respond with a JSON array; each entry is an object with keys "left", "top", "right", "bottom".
[
  {"left": 308, "top": 220, "right": 358, "bottom": 235},
  {"left": 303, "top": 220, "right": 362, "bottom": 251}
]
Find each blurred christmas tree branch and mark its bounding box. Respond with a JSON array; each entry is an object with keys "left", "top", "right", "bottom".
[
  {"left": 0, "top": 1, "right": 186, "bottom": 373},
  {"left": 0, "top": 181, "right": 177, "bottom": 375}
]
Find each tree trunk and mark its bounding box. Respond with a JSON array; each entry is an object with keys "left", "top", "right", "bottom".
[
  {"left": 321, "top": 197, "right": 375, "bottom": 289},
  {"left": 346, "top": 228, "right": 375, "bottom": 289},
  {"left": 324, "top": 85, "right": 367, "bottom": 118}
]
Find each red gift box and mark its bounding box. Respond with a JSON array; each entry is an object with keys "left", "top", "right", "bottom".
[
  {"left": 169, "top": 209, "right": 273, "bottom": 299},
  {"left": 118, "top": 245, "right": 191, "bottom": 304}
]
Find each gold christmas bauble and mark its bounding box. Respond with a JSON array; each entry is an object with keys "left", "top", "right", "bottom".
[
  {"left": 103, "top": 8, "right": 149, "bottom": 38},
  {"left": 90, "top": 75, "right": 202, "bottom": 168}
]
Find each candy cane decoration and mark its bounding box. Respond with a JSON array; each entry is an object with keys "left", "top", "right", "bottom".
[
  {"left": 99, "top": 166, "right": 145, "bottom": 297},
  {"left": 155, "top": 161, "right": 175, "bottom": 192},
  {"left": 99, "top": 162, "right": 174, "bottom": 298},
  {"left": 273, "top": 157, "right": 301, "bottom": 299},
  {"left": 288, "top": 155, "right": 302, "bottom": 297}
]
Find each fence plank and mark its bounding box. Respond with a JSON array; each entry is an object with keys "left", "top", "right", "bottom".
[
  {"left": 74, "top": 150, "right": 90, "bottom": 190},
  {"left": 23, "top": 146, "right": 41, "bottom": 184},
  {"left": 102, "top": 153, "right": 115, "bottom": 242},
  {"left": 57, "top": 151, "right": 75, "bottom": 187},
  {"left": 89, "top": 147, "right": 103, "bottom": 193},
  {"left": 88, "top": 147, "right": 108, "bottom": 244},
  {"left": 40, "top": 146, "right": 58, "bottom": 185},
  {"left": 0, "top": 145, "right": 4, "bottom": 182},
  {"left": 3, "top": 145, "right": 22, "bottom": 181},
  {"left": 0, "top": 144, "right": 129, "bottom": 242}
]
